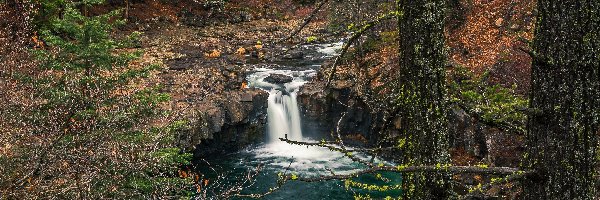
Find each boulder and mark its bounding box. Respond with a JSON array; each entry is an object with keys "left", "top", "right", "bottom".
[
  {"left": 283, "top": 50, "right": 304, "bottom": 60},
  {"left": 264, "top": 74, "right": 293, "bottom": 84}
]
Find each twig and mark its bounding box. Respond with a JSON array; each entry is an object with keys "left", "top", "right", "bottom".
[
  {"left": 325, "top": 12, "right": 399, "bottom": 88},
  {"left": 235, "top": 161, "right": 293, "bottom": 199},
  {"left": 283, "top": 165, "right": 528, "bottom": 183},
  {"left": 275, "top": 0, "right": 330, "bottom": 44},
  {"left": 278, "top": 138, "right": 398, "bottom": 153},
  {"left": 461, "top": 171, "right": 531, "bottom": 199}
]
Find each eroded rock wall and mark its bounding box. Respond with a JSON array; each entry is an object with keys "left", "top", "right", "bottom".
[
  {"left": 298, "top": 83, "right": 523, "bottom": 167},
  {"left": 176, "top": 89, "right": 268, "bottom": 157}
]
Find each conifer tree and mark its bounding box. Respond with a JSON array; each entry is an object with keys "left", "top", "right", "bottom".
[
  {"left": 396, "top": 0, "right": 452, "bottom": 199},
  {"left": 524, "top": 0, "right": 599, "bottom": 199},
  {"left": 3, "top": 1, "right": 193, "bottom": 198}
]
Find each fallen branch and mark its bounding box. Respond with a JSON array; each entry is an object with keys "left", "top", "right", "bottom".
[
  {"left": 283, "top": 165, "right": 527, "bottom": 183},
  {"left": 275, "top": 0, "right": 330, "bottom": 44},
  {"left": 278, "top": 137, "right": 528, "bottom": 182},
  {"left": 279, "top": 138, "right": 399, "bottom": 153},
  {"left": 325, "top": 12, "right": 400, "bottom": 88},
  {"left": 461, "top": 170, "right": 531, "bottom": 199}
]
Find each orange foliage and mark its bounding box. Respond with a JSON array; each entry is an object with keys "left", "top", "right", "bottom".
[
  {"left": 447, "top": 0, "right": 536, "bottom": 74},
  {"left": 204, "top": 50, "right": 221, "bottom": 58},
  {"left": 31, "top": 32, "right": 45, "bottom": 49},
  {"left": 236, "top": 47, "right": 246, "bottom": 55}
]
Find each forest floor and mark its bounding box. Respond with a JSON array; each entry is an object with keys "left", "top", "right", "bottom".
[{"left": 118, "top": 6, "right": 329, "bottom": 137}]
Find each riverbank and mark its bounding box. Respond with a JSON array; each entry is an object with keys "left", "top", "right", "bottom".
[{"left": 124, "top": 13, "right": 331, "bottom": 155}]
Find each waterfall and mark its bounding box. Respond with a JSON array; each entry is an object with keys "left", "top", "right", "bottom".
[
  {"left": 266, "top": 88, "right": 303, "bottom": 142},
  {"left": 245, "top": 42, "right": 342, "bottom": 144},
  {"left": 246, "top": 68, "right": 315, "bottom": 143}
]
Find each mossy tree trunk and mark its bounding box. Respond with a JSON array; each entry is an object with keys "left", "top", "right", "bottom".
[
  {"left": 524, "top": 0, "right": 599, "bottom": 199},
  {"left": 397, "top": 0, "right": 452, "bottom": 199}
]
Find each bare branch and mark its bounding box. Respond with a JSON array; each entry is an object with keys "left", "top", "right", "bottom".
[
  {"left": 461, "top": 170, "right": 530, "bottom": 199},
  {"left": 283, "top": 165, "right": 528, "bottom": 183},
  {"left": 234, "top": 162, "right": 293, "bottom": 199},
  {"left": 278, "top": 137, "right": 528, "bottom": 181},
  {"left": 278, "top": 138, "right": 398, "bottom": 153},
  {"left": 275, "top": 0, "right": 330, "bottom": 44},
  {"left": 325, "top": 12, "right": 400, "bottom": 88}
]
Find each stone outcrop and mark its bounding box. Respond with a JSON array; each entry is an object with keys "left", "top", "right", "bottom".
[
  {"left": 298, "top": 81, "right": 380, "bottom": 144},
  {"left": 448, "top": 105, "right": 524, "bottom": 167},
  {"left": 176, "top": 89, "right": 268, "bottom": 157},
  {"left": 282, "top": 50, "right": 304, "bottom": 60},
  {"left": 264, "top": 73, "right": 293, "bottom": 84},
  {"left": 298, "top": 81, "right": 524, "bottom": 167}
]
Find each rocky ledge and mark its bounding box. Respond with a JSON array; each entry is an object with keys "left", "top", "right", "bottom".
[
  {"left": 264, "top": 73, "right": 293, "bottom": 84},
  {"left": 298, "top": 80, "right": 523, "bottom": 168},
  {"left": 133, "top": 18, "right": 326, "bottom": 157},
  {"left": 176, "top": 89, "right": 268, "bottom": 157}
]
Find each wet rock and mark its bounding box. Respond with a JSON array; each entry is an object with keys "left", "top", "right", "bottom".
[
  {"left": 283, "top": 50, "right": 304, "bottom": 60},
  {"left": 264, "top": 74, "right": 293, "bottom": 84},
  {"left": 297, "top": 82, "right": 377, "bottom": 143},
  {"left": 176, "top": 89, "right": 268, "bottom": 154},
  {"left": 275, "top": 88, "right": 290, "bottom": 96}
]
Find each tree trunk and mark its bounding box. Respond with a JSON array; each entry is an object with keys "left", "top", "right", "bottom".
[
  {"left": 124, "top": 0, "right": 129, "bottom": 19},
  {"left": 397, "top": 0, "right": 451, "bottom": 199},
  {"left": 524, "top": 0, "right": 599, "bottom": 199}
]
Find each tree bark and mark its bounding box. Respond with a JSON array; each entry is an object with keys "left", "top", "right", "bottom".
[
  {"left": 397, "top": 0, "right": 451, "bottom": 199},
  {"left": 124, "top": 0, "right": 129, "bottom": 19},
  {"left": 524, "top": 0, "right": 600, "bottom": 199}
]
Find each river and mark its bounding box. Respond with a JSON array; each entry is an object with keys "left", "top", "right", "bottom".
[{"left": 198, "top": 43, "right": 402, "bottom": 199}]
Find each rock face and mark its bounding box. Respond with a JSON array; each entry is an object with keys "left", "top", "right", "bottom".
[
  {"left": 298, "top": 81, "right": 524, "bottom": 167},
  {"left": 176, "top": 89, "right": 268, "bottom": 157},
  {"left": 447, "top": 105, "right": 524, "bottom": 167},
  {"left": 298, "top": 82, "right": 379, "bottom": 143},
  {"left": 282, "top": 50, "right": 304, "bottom": 60},
  {"left": 448, "top": 106, "right": 486, "bottom": 158},
  {"left": 264, "top": 74, "right": 293, "bottom": 84}
]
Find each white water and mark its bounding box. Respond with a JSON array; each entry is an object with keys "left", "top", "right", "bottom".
[
  {"left": 245, "top": 67, "right": 374, "bottom": 176},
  {"left": 246, "top": 68, "right": 314, "bottom": 142},
  {"left": 316, "top": 42, "right": 344, "bottom": 57},
  {"left": 240, "top": 43, "right": 375, "bottom": 176}
]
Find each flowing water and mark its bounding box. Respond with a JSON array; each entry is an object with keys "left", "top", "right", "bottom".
[{"left": 199, "top": 43, "right": 401, "bottom": 199}]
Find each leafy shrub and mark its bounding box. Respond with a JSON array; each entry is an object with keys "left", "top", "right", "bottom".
[{"left": 449, "top": 66, "right": 528, "bottom": 132}]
